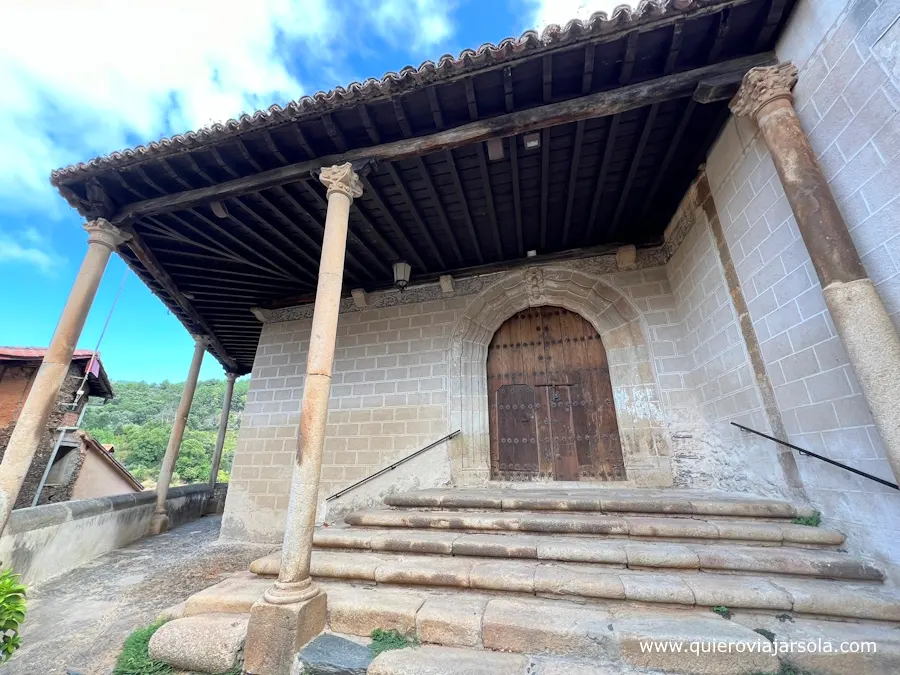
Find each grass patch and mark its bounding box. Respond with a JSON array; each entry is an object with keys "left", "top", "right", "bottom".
[
  {"left": 791, "top": 511, "right": 821, "bottom": 527},
  {"left": 711, "top": 606, "right": 732, "bottom": 620},
  {"left": 113, "top": 619, "right": 241, "bottom": 675},
  {"left": 753, "top": 628, "right": 776, "bottom": 643},
  {"left": 370, "top": 628, "right": 419, "bottom": 656},
  {"left": 113, "top": 620, "right": 173, "bottom": 675}
]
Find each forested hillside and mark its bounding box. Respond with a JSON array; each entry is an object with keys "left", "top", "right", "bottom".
[{"left": 82, "top": 378, "right": 249, "bottom": 486}]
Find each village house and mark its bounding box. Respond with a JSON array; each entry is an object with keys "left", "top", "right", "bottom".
[
  {"left": 3, "top": 0, "right": 900, "bottom": 673},
  {"left": 0, "top": 347, "right": 120, "bottom": 508}
]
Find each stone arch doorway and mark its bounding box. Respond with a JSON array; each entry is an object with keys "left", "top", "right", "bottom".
[
  {"left": 487, "top": 305, "right": 626, "bottom": 482},
  {"left": 448, "top": 265, "right": 673, "bottom": 488}
]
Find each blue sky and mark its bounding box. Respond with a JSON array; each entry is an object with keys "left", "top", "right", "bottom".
[{"left": 0, "top": 0, "right": 625, "bottom": 382}]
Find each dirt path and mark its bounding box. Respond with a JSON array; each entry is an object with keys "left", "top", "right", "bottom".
[{"left": 6, "top": 515, "right": 270, "bottom": 675}]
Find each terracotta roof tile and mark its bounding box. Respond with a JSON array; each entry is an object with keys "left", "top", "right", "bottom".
[{"left": 49, "top": 0, "right": 702, "bottom": 185}]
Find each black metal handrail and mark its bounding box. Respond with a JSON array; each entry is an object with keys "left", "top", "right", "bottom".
[
  {"left": 731, "top": 422, "right": 899, "bottom": 490},
  {"left": 325, "top": 430, "right": 461, "bottom": 501}
]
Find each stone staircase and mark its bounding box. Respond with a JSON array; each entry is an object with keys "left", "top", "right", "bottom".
[{"left": 159, "top": 488, "right": 900, "bottom": 674}]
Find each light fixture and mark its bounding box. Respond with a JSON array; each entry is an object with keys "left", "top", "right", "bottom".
[
  {"left": 486, "top": 138, "right": 505, "bottom": 161},
  {"left": 393, "top": 261, "right": 411, "bottom": 291},
  {"left": 523, "top": 132, "right": 541, "bottom": 150},
  {"left": 211, "top": 201, "right": 229, "bottom": 219}
]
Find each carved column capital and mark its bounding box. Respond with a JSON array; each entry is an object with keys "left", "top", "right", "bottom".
[
  {"left": 83, "top": 218, "right": 131, "bottom": 250},
  {"left": 192, "top": 334, "right": 211, "bottom": 348},
  {"left": 319, "top": 163, "right": 363, "bottom": 201},
  {"left": 730, "top": 62, "right": 799, "bottom": 119},
  {"left": 225, "top": 372, "right": 238, "bottom": 383}
]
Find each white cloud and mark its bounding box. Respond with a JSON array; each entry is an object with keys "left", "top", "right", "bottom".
[
  {"left": 0, "top": 0, "right": 457, "bottom": 214},
  {"left": 527, "top": 0, "right": 638, "bottom": 32},
  {"left": 0, "top": 230, "right": 62, "bottom": 274}
]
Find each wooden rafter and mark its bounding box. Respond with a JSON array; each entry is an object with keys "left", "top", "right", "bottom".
[
  {"left": 221, "top": 203, "right": 318, "bottom": 283},
  {"left": 389, "top": 98, "right": 464, "bottom": 266},
  {"left": 708, "top": 8, "right": 732, "bottom": 62},
  {"left": 111, "top": 52, "right": 776, "bottom": 222},
  {"left": 383, "top": 163, "right": 446, "bottom": 268},
  {"left": 182, "top": 205, "right": 302, "bottom": 282},
  {"left": 586, "top": 114, "right": 621, "bottom": 238},
  {"left": 754, "top": 0, "right": 790, "bottom": 50},
  {"left": 664, "top": 21, "right": 684, "bottom": 75},
  {"left": 428, "top": 86, "right": 482, "bottom": 264},
  {"left": 291, "top": 180, "right": 399, "bottom": 268},
  {"left": 539, "top": 55, "right": 552, "bottom": 249},
  {"left": 359, "top": 176, "right": 427, "bottom": 270},
  {"left": 466, "top": 79, "right": 503, "bottom": 259},
  {"left": 639, "top": 99, "right": 697, "bottom": 220},
  {"left": 231, "top": 196, "right": 322, "bottom": 272},
  {"left": 610, "top": 103, "right": 660, "bottom": 235},
  {"left": 562, "top": 45, "right": 597, "bottom": 246},
  {"left": 123, "top": 229, "right": 239, "bottom": 371}
]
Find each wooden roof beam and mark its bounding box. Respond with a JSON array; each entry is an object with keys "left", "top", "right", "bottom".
[
  {"left": 610, "top": 103, "right": 660, "bottom": 236},
  {"left": 639, "top": 99, "right": 697, "bottom": 220},
  {"left": 110, "top": 52, "right": 776, "bottom": 222},
  {"left": 429, "top": 86, "right": 482, "bottom": 264},
  {"left": 390, "top": 98, "right": 464, "bottom": 266},
  {"left": 359, "top": 175, "right": 428, "bottom": 271},
  {"left": 179, "top": 207, "right": 302, "bottom": 281},
  {"left": 586, "top": 114, "right": 621, "bottom": 238},
  {"left": 292, "top": 179, "right": 400, "bottom": 267},
  {"left": 562, "top": 45, "right": 596, "bottom": 246},
  {"left": 275, "top": 184, "right": 387, "bottom": 277},
  {"left": 539, "top": 55, "right": 552, "bottom": 249},
  {"left": 466, "top": 79, "right": 503, "bottom": 260},
  {"left": 502, "top": 67, "right": 524, "bottom": 256},
  {"left": 122, "top": 229, "right": 240, "bottom": 372}
]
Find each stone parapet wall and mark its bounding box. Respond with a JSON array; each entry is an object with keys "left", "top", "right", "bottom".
[{"left": 0, "top": 483, "right": 225, "bottom": 586}]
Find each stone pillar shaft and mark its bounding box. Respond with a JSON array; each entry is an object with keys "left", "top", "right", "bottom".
[
  {"left": 244, "top": 163, "right": 361, "bottom": 675},
  {"left": 0, "top": 220, "right": 128, "bottom": 534},
  {"left": 273, "top": 163, "right": 362, "bottom": 594},
  {"left": 732, "top": 63, "right": 900, "bottom": 484},
  {"left": 150, "top": 337, "right": 206, "bottom": 534},
  {"left": 208, "top": 372, "right": 237, "bottom": 488}
]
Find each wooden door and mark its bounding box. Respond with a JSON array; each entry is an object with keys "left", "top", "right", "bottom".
[{"left": 487, "top": 306, "right": 626, "bottom": 481}]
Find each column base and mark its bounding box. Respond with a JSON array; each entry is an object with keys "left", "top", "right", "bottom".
[
  {"left": 149, "top": 513, "right": 169, "bottom": 536},
  {"left": 243, "top": 588, "right": 327, "bottom": 675}
]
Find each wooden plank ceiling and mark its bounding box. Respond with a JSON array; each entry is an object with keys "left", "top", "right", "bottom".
[{"left": 51, "top": 0, "right": 796, "bottom": 373}]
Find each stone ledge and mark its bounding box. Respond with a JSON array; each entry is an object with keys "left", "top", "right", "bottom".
[{"left": 6, "top": 482, "right": 225, "bottom": 534}]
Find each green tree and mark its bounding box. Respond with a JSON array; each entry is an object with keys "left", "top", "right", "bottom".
[{"left": 82, "top": 377, "right": 248, "bottom": 485}]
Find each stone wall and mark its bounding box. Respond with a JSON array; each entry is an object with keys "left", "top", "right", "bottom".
[
  {"left": 0, "top": 484, "right": 225, "bottom": 586},
  {"left": 0, "top": 363, "right": 87, "bottom": 510},
  {"left": 703, "top": 0, "right": 900, "bottom": 578},
  {"left": 221, "top": 243, "right": 794, "bottom": 543},
  {"left": 659, "top": 185, "right": 796, "bottom": 499}
]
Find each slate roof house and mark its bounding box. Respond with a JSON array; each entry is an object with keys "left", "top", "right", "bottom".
[{"left": 4, "top": 0, "right": 900, "bottom": 673}]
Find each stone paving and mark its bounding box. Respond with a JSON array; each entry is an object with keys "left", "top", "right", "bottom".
[{"left": 6, "top": 515, "right": 268, "bottom": 675}]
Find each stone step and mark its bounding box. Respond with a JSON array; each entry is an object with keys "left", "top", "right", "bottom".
[
  {"left": 325, "top": 583, "right": 785, "bottom": 675},
  {"left": 323, "top": 583, "right": 900, "bottom": 675},
  {"left": 305, "top": 551, "right": 899, "bottom": 621},
  {"left": 306, "top": 527, "right": 882, "bottom": 581},
  {"left": 344, "top": 509, "right": 844, "bottom": 547},
  {"left": 367, "top": 646, "right": 529, "bottom": 675},
  {"left": 384, "top": 487, "right": 813, "bottom": 521}
]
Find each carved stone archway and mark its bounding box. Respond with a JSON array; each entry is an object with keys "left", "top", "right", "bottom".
[{"left": 447, "top": 266, "right": 673, "bottom": 487}]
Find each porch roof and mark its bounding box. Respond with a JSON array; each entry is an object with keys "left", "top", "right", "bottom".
[{"left": 49, "top": 0, "right": 796, "bottom": 374}]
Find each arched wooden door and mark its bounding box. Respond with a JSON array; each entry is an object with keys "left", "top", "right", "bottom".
[{"left": 487, "top": 305, "right": 626, "bottom": 482}]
